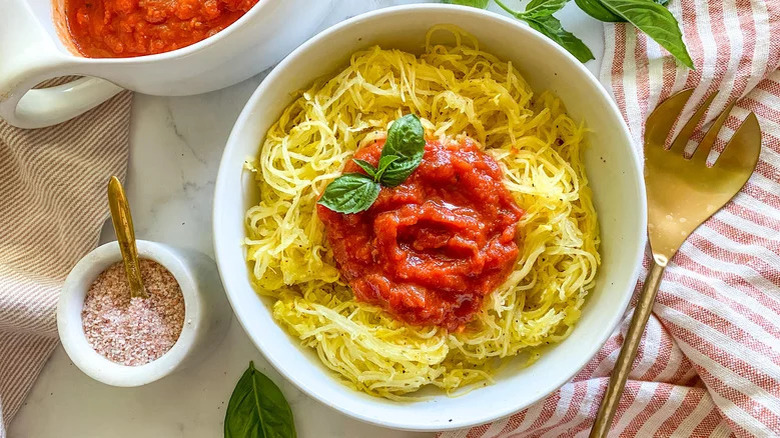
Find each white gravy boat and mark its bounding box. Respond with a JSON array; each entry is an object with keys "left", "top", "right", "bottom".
[{"left": 0, "top": 0, "right": 331, "bottom": 128}]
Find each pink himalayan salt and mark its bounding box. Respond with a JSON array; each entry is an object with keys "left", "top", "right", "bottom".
[{"left": 81, "top": 259, "right": 185, "bottom": 366}]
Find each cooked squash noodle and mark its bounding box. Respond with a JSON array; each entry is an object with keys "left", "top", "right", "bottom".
[{"left": 244, "top": 25, "right": 600, "bottom": 398}]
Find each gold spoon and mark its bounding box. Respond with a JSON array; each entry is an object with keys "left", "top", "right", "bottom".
[
  {"left": 107, "top": 176, "right": 148, "bottom": 299},
  {"left": 589, "top": 89, "right": 761, "bottom": 437}
]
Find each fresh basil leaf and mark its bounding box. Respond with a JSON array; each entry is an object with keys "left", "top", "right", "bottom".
[
  {"left": 443, "top": 0, "right": 490, "bottom": 8},
  {"left": 575, "top": 0, "right": 671, "bottom": 22},
  {"left": 352, "top": 159, "right": 377, "bottom": 178},
  {"left": 525, "top": 14, "right": 595, "bottom": 62},
  {"left": 598, "top": 0, "right": 693, "bottom": 68},
  {"left": 224, "top": 362, "right": 296, "bottom": 438},
  {"left": 318, "top": 173, "right": 381, "bottom": 214},
  {"left": 493, "top": 0, "right": 594, "bottom": 63},
  {"left": 379, "top": 154, "right": 423, "bottom": 187},
  {"left": 380, "top": 114, "right": 425, "bottom": 187},
  {"left": 522, "top": 0, "right": 569, "bottom": 18},
  {"left": 574, "top": 0, "right": 624, "bottom": 22},
  {"left": 375, "top": 155, "right": 399, "bottom": 183}
]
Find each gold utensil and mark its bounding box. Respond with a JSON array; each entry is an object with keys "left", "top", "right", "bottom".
[
  {"left": 589, "top": 89, "right": 761, "bottom": 437},
  {"left": 107, "top": 176, "right": 148, "bottom": 299}
]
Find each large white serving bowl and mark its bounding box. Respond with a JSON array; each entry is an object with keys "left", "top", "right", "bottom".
[{"left": 213, "top": 4, "right": 646, "bottom": 432}]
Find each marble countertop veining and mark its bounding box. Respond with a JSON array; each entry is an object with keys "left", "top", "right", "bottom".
[{"left": 8, "top": 2, "right": 604, "bottom": 436}]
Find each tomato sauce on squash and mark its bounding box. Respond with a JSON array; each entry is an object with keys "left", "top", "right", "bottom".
[
  {"left": 317, "top": 137, "right": 523, "bottom": 331},
  {"left": 63, "top": 0, "right": 258, "bottom": 57}
]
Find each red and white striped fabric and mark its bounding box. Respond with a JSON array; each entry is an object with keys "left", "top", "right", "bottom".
[{"left": 441, "top": 0, "right": 780, "bottom": 437}]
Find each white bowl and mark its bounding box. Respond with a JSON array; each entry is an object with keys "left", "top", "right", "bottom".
[
  {"left": 213, "top": 4, "right": 646, "bottom": 431},
  {"left": 57, "top": 240, "right": 232, "bottom": 386},
  {"left": 0, "top": 0, "right": 332, "bottom": 128}
]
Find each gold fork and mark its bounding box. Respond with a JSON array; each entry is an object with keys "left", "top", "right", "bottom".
[{"left": 589, "top": 89, "right": 762, "bottom": 437}]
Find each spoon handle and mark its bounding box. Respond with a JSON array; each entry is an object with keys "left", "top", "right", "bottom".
[
  {"left": 107, "top": 176, "right": 147, "bottom": 299},
  {"left": 589, "top": 259, "right": 666, "bottom": 437}
]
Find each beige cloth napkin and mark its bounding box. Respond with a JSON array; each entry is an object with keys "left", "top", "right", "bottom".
[{"left": 0, "top": 86, "right": 133, "bottom": 436}]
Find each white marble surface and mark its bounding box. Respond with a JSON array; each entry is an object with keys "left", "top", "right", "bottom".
[{"left": 9, "top": 2, "right": 605, "bottom": 437}]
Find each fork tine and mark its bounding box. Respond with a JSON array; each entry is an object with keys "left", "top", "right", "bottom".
[
  {"left": 691, "top": 100, "right": 735, "bottom": 164},
  {"left": 714, "top": 112, "right": 762, "bottom": 173},
  {"left": 645, "top": 89, "right": 693, "bottom": 150},
  {"left": 669, "top": 92, "right": 718, "bottom": 153}
]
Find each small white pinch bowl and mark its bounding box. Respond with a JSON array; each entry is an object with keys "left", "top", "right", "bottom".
[{"left": 57, "top": 240, "right": 231, "bottom": 387}]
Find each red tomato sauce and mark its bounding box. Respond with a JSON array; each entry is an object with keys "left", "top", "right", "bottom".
[
  {"left": 317, "top": 137, "right": 523, "bottom": 331},
  {"left": 63, "top": 0, "right": 259, "bottom": 57}
]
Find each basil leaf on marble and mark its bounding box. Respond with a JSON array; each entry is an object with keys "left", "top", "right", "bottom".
[
  {"left": 522, "top": 0, "right": 570, "bottom": 18},
  {"left": 224, "top": 361, "right": 296, "bottom": 438},
  {"left": 441, "top": 0, "right": 690, "bottom": 69},
  {"left": 525, "top": 14, "right": 595, "bottom": 62},
  {"left": 493, "top": 0, "right": 593, "bottom": 62}
]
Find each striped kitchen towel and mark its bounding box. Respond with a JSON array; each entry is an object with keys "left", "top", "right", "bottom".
[
  {"left": 441, "top": 0, "right": 780, "bottom": 437},
  {"left": 0, "top": 84, "right": 132, "bottom": 437}
]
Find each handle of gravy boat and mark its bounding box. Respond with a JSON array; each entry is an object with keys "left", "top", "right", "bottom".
[
  {"left": 0, "top": 0, "right": 124, "bottom": 129},
  {"left": 1, "top": 76, "right": 124, "bottom": 129}
]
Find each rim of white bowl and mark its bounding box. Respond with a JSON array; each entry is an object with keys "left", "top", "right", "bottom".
[
  {"left": 57, "top": 240, "right": 200, "bottom": 386},
  {"left": 213, "top": 3, "right": 647, "bottom": 431}
]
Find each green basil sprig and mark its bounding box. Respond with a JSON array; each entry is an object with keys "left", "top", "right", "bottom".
[
  {"left": 316, "top": 173, "right": 381, "bottom": 214},
  {"left": 574, "top": 0, "right": 624, "bottom": 21},
  {"left": 377, "top": 114, "right": 426, "bottom": 186},
  {"left": 491, "top": 0, "right": 593, "bottom": 62},
  {"left": 596, "top": 0, "right": 693, "bottom": 68},
  {"left": 318, "top": 114, "right": 425, "bottom": 214},
  {"left": 576, "top": 0, "right": 670, "bottom": 22},
  {"left": 447, "top": 0, "right": 692, "bottom": 69},
  {"left": 524, "top": 15, "right": 595, "bottom": 62},
  {"left": 224, "top": 362, "right": 296, "bottom": 438},
  {"left": 519, "top": 0, "right": 570, "bottom": 18}
]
